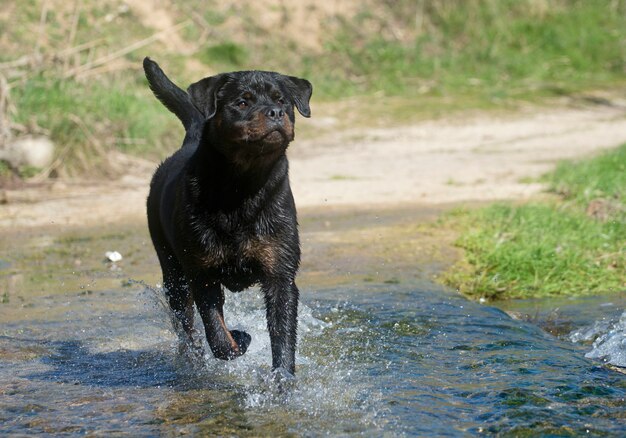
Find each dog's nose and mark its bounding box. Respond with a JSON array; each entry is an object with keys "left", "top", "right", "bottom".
[{"left": 265, "top": 107, "right": 284, "bottom": 120}]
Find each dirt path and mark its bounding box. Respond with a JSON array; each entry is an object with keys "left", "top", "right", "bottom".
[
  {"left": 291, "top": 103, "right": 626, "bottom": 207},
  {"left": 1, "top": 104, "right": 625, "bottom": 228}
]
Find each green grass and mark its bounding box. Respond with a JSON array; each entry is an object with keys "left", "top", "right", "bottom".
[
  {"left": 545, "top": 143, "right": 626, "bottom": 205},
  {"left": 308, "top": 0, "right": 626, "bottom": 99},
  {"left": 443, "top": 144, "right": 626, "bottom": 300},
  {"left": 199, "top": 41, "right": 249, "bottom": 69},
  {"left": 0, "top": 161, "right": 10, "bottom": 176},
  {"left": 2, "top": 0, "right": 626, "bottom": 175},
  {"left": 12, "top": 74, "right": 182, "bottom": 176}
]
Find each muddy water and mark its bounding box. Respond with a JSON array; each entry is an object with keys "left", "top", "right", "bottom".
[{"left": 1, "top": 207, "right": 625, "bottom": 436}]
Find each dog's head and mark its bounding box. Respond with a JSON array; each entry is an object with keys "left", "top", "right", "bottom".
[{"left": 188, "top": 71, "right": 312, "bottom": 169}]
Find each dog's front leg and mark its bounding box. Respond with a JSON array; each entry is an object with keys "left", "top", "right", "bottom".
[
  {"left": 191, "top": 278, "right": 251, "bottom": 360},
  {"left": 262, "top": 278, "right": 299, "bottom": 375}
]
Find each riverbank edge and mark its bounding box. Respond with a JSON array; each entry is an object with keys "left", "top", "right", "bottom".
[{"left": 438, "top": 143, "right": 626, "bottom": 301}]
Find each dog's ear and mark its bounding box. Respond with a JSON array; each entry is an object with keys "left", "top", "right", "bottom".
[
  {"left": 282, "top": 76, "right": 312, "bottom": 118},
  {"left": 187, "top": 74, "right": 227, "bottom": 120}
]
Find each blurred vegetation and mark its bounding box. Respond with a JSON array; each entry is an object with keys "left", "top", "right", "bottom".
[
  {"left": 311, "top": 0, "right": 626, "bottom": 98},
  {"left": 0, "top": 0, "right": 624, "bottom": 176},
  {"left": 546, "top": 142, "right": 626, "bottom": 206},
  {"left": 443, "top": 144, "right": 626, "bottom": 300}
]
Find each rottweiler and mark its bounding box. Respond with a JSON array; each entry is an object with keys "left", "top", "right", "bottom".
[{"left": 143, "top": 57, "right": 312, "bottom": 376}]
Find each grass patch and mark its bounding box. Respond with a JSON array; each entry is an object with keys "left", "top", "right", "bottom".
[
  {"left": 443, "top": 144, "right": 626, "bottom": 300},
  {"left": 545, "top": 144, "right": 626, "bottom": 206},
  {"left": 12, "top": 74, "right": 182, "bottom": 176},
  {"left": 0, "top": 161, "right": 10, "bottom": 176},
  {"left": 309, "top": 0, "right": 626, "bottom": 100},
  {"left": 200, "top": 41, "right": 249, "bottom": 69},
  {"left": 2, "top": 0, "right": 625, "bottom": 176},
  {"left": 329, "top": 174, "right": 359, "bottom": 181}
]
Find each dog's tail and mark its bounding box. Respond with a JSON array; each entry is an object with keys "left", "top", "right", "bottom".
[{"left": 143, "top": 57, "right": 203, "bottom": 131}]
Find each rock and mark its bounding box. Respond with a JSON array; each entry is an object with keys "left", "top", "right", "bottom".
[
  {"left": 0, "top": 136, "right": 55, "bottom": 169},
  {"left": 105, "top": 251, "right": 123, "bottom": 263}
]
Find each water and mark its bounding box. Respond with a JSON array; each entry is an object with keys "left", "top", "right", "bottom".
[
  {"left": 497, "top": 294, "right": 626, "bottom": 368},
  {"left": 1, "top": 279, "right": 625, "bottom": 436},
  {"left": 570, "top": 310, "right": 626, "bottom": 367}
]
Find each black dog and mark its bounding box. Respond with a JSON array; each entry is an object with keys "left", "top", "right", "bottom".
[{"left": 143, "top": 58, "right": 312, "bottom": 376}]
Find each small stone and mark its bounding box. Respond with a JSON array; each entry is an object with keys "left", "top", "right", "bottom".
[
  {"left": 105, "top": 251, "right": 123, "bottom": 263},
  {"left": 0, "top": 136, "right": 55, "bottom": 169}
]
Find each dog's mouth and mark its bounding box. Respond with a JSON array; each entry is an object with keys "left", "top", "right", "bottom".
[
  {"left": 230, "top": 113, "right": 294, "bottom": 148},
  {"left": 261, "top": 129, "right": 286, "bottom": 145},
  {"left": 254, "top": 130, "right": 288, "bottom": 158}
]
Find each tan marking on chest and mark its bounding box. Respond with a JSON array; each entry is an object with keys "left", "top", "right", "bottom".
[
  {"left": 241, "top": 235, "right": 278, "bottom": 274},
  {"left": 194, "top": 235, "right": 277, "bottom": 274},
  {"left": 195, "top": 244, "right": 229, "bottom": 268}
]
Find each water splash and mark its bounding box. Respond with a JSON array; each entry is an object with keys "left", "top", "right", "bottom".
[
  {"left": 145, "top": 285, "right": 384, "bottom": 433},
  {"left": 2, "top": 282, "right": 625, "bottom": 435},
  {"left": 570, "top": 311, "right": 626, "bottom": 367}
]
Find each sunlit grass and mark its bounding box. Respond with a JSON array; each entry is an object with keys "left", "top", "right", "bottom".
[
  {"left": 12, "top": 74, "right": 182, "bottom": 176},
  {"left": 307, "top": 0, "right": 626, "bottom": 99},
  {"left": 3, "top": 0, "right": 625, "bottom": 175},
  {"left": 443, "top": 144, "right": 626, "bottom": 300},
  {"left": 545, "top": 143, "right": 626, "bottom": 206}
]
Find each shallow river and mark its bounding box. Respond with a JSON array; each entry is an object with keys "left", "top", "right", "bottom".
[
  {"left": 1, "top": 213, "right": 625, "bottom": 436},
  {"left": 2, "top": 283, "right": 625, "bottom": 435}
]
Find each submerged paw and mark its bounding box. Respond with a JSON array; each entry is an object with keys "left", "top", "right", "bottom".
[
  {"left": 211, "top": 330, "right": 252, "bottom": 360},
  {"left": 230, "top": 330, "right": 252, "bottom": 355}
]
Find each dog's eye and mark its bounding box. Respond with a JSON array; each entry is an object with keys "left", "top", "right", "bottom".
[{"left": 237, "top": 100, "right": 248, "bottom": 109}]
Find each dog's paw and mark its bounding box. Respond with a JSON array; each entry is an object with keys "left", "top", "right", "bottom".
[
  {"left": 210, "top": 330, "right": 251, "bottom": 360},
  {"left": 230, "top": 330, "right": 252, "bottom": 355}
]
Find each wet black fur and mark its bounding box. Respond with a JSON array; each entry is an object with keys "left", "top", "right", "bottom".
[{"left": 143, "top": 58, "right": 312, "bottom": 375}]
